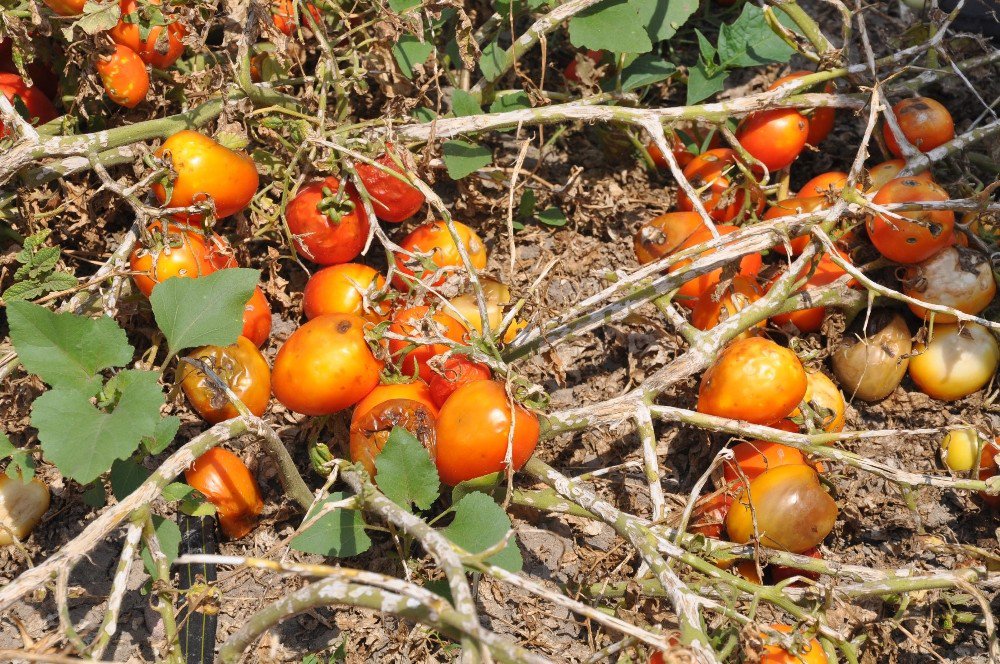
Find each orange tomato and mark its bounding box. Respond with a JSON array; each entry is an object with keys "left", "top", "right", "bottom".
[
  {"left": 978, "top": 441, "right": 1000, "bottom": 509},
  {"left": 184, "top": 448, "right": 263, "bottom": 539},
  {"left": 41, "top": 0, "right": 86, "bottom": 15},
  {"left": 697, "top": 337, "right": 807, "bottom": 425},
  {"left": 393, "top": 220, "right": 487, "bottom": 289},
  {"left": 271, "top": 313, "right": 383, "bottom": 415},
  {"left": 667, "top": 225, "right": 763, "bottom": 308},
  {"left": 908, "top": 322, "right": 1000, "bottom": 401},
  {"left": 96, "top": 44, "right": 149, "bottom": 109},
  {"left": 286, "top": 177, "right": 370, "bottom": 265},
  {"left": 736, "top": 109, "right": 810, "bottom": 172},
  {"left": 866, "top": 158, "right": 934, "bottom": 192},
  {"left": 109, "top": 0, "right": 186, "bottom": 69},
  {"left": 0, "top": 72, "right": 56, "bottom": 138},
  {"left": 798, "top": 171, "right": 850, "bottom": 197},
  {"left": 675, "top": 149, "right": 764, "bottom": 223},
  {"left": 388, "top": 306, "right": 467, "bottom": 383},
  {"left": 763, "top": 196, "right": 830, "bottom": 255},
  {"left": 769, "top": 71, "right": 836, "bottom": 145},
  {"left": 179, "top": 336, "right": 271, "bottom": 424},
  {"left": 723, "top": 441, "right": 807, "bottom": 487},
  {"left": 799, "top": 370, "right": 846, "bottom": 433},
  {"left": 352, "top": 380, "right": 438, "bottom": 425},
  {"left": 349, "top": 398, "right": 437, "bottom": 478},
  {"left": 868, "top": 178, "right": 955, "bottom": 263},
  {"left": 242, "top": 286, "right": 272, "bottom": 347},
  {"left": 633, "top": 211, "right": 707, "bottom": 265},
  {"left": 883, "top": 97, "right": 954, "bottom": 157},
  {"left": 129, "top": 222, "right": 217, "bottom": 297},
  {"left": 759, "top": 624, "right": 828, "bottom": 664},
  {"left": 901, "top": 246, "right": 996, "bottom": 323},
  {"left": 690, "top": 275, "right": 765, "bottom": 337},
  {"left": 303, "top": 263, "right": 387, "bottom": 321},
  {"left": 770, "top": 250, "right": 857, "bottom": 333},
  {"left": 646, "top": 127, "right": 722, "bottom": 170},
  {"left": 271, "top": 0, "right": 322, "bottom": 35},
  {"left": 428, "top": 355, "right": 492, "bottom": 408},
  {"left": 434, "top": 380, "right": 540, "bottom": 485},
  {"left": 354, "top": 144, "right": 426, "bottom": 223}
]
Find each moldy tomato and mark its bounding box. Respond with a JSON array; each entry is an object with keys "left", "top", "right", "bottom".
[
  {"left": 388, "top": 306, "right": 467, "bottom": 383},
  {"left": 179, "top": 336, "right": 271, "bottom": 424},
  {"left": 736, "top": 108, "right": 810, "bottom": 172},
  {"left": 633, "top": 211, "right": 706, "bottom": 265},
  {"left": 109, "top": 0, "right": 186, "bottom": 69},
  {"left": 883, "top": 97, "right": 954, "bottom": 157},
  {"left": 286, "top": 177, "right": 369, "bottom": 265},
  {"left": 0, "top": 72, "right": 57, "bottom": 138},
  {"left": 350, "top": 398, "right": 437, "bottom": 478},
  {"left": 908, "top": 322, "right": 999, "bottom": 401},
  {"left": 831, "top": 311, "right": 912, "bottom": 402},
  {"left": 184, "top": 448, "right": 263, "bottom": 539},
  {"left": 303, "top": 263, "right": 388, "bottom": 321},
  {"left": 667, "top": 225, "right": 763, "bottom": 308},
  {"left": 393, "top": 220, "right": 487, "bottom": 289},
  {"left": 428, "top": 355, "right": 492, "bottom": 408},
  {"left": 675, "top": 148, "right": 764, "bottom": 223},
  {"left": 769, "top": 71, "right": 836, "bottom": 145},
  {"left": 868, "top": 177, "right": 954, "bottom": 263},
  {"left": 352, "top": 380, "right": 438, "bottom": 425},
  {"left": 96, "top": 44, "right": 149, "bottom": 109},
  {"left": 354, "top": 144, "right": 426, "bottom": 223},
  {"left": 901, "top": 246, "right": 996, "bottom": 323}
]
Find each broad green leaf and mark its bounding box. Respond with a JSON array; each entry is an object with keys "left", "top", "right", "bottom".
[
  {"left": 76, "top": 0, "right": 121, "bottom": 35},
  {"left": 290, "top": 492, "right": 372, "bottom": 557},
  {"left": 452, "top": 89, "right": 482, "bottom": 117},
  {"left": 392, "top": 35, "right": 435, "bottom": 80},
  {"left": 82, "top": 483, "right": 106, "bottom": 508},
  {"left": 489, "top": 91, "right": 531, "bottom": 113},
  {"left": 717, "top": 4, "right": 795, "bottom": 68},
  {"left": 0, "top": 432, "right": 34, "bottom": 482},
  {"left": 374, "top": 427, "right": 439, "bottom": 512},
  {"left": 149, "top": 268, "right": 258, "bottom": 354},
  {"left": 388, "top": 0, "right": 421, "bottom": 12},
  {"left": 143, "top": 416, "right": 180, "bottom": 455},
  {"left": 452, "top": 472, "right": 502, "bottom": 506},
  {"left": 179, "top": 496, "right": 216, "bottom": 517},
  {"left": 413, "top": 107, "right": 437, "bottom": 122},
  {"left": 141, "top": 515, "right": 181, "bottom": 577},
  {"left": 442, "top": 140, "right": 492, "bottom": 180},
  {"left": 615, "top": 53, "right": 677, "bottom": 92},
  {"left": 536, "top": 207, "right": 568, "bottom": 227},
  {"left": 695, "top": 28, "right": 717, "bottom": 62},
  {"left": 686, "top": 59, "right": 728, "bottom": 104},
  {"left": 569, "top": 0, "right": 653, "bottom": 54},
  {"left": 640, "top": 0, "right": 699, "bottom": 43},
  {"left": 162, "top": 482, "right": 195, "bottom": 502},
  {"left": 32, "top": 370, "right": 165, "bottom": 484},
  {"left": 478, "top": 39, "right": 507, "bottom": 82},
  {"left": 8, "top": 302, "right": 133, "bottom": 395},
  {"left": 441, "top": 492, "right": 523, "bottom": 572},
  {"left": 0, "top": 433, "right": 13, "bottom": 459},
  {"left": 110, "top": 458, "right": 150, "bottom": 500}
]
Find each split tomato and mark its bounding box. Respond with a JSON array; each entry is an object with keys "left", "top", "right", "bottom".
[
  {"left": 180, "top": 336, "right": 271, "bottom": 424},
  {"left": 350, "top": 398, "right": 437, "bottom": 478},
  {"left": 185, "top": 448, "right": 263, "bottom": 539},
  {"left": 352, "top": 380, "right": 439, "bottom": 425}
]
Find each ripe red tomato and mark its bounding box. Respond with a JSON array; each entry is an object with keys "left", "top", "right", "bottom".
[
  {"left": 769, "top": 71, "right": 836, "bottom": 145},
  {"left": 675, "top": 149, "right": 764, "bottom": 223},
  {"left": 393, "top": 220, "right": 487, "bottom": 289},
  {"left": 352, "top": 380, "right": 438, "bottom": 425},
  {"left": 303, "top": 263, "right": 388, "bottom": 321},
  {"left": 130, "top": 222, "right": 217, "bottom": 297},
  {"left": 798, "top": 171, "right": 850, "bottom": 197},
  {"left": 736, "top": 109, "right": 810, "bottom": 172},
  {"left": 428, "top": 355, "right": 492, "bottom": 408},
  {"left": 41, "top": 0, "right": 85, "bottom": 15},
  {"left": 350, "top": 398, "right": 437, "bottom": 478},
  {"left": 697, "top": 337, "right": 807, "bottom": 425},
  {"left": 180, "top": 336, "right": 271, "bottom": 424},
  {"left": 868, "top": 177, "right": 955, "bottom": 263},
  {"left": 185, "top": 448, "right": 263, "bottom": 539},
  {"left": 434, "top": 380, "right": 540, "bottom": 485},
  {"left": 388, "top": 306, "right": 467, "bottom": 383},
  {"left": 96, "top": 44, "right": 149, "bottom": 109},
  {"left": 690, "top": 275, "right": 765, "bottom": 338},
  {"left": 866, "top": 158, "right": 934, "bottom": 192},
  {"left": 354, "top": 144, "right": 426, "bottom": 223},
  {"left": 286, "top": 177, "right": 370, "bottom": 265},
  {"left": 763, "top": 196, "right": 830, "bottom": 256},
  {"left": 633, "top": 211, "right": 707, "bottom": 265},
  {"left": 770, "top": 250, "right": 857, "bottom": 333},
  {"left": 883, "top": 97, "right": 954, "bottom": 157},
  {"left": 242, "top": 286, "right": 272, "bottom": 347},
  {"left": 271, "top": 313, "right": 383, "bottom": 415},
  {"left": 0, "top": 72, "right": 56, "bottom": 138},
  {"left": 271, "top": 0, "right": 322, "bottom": 35},
  {"left": 901, "top": 246, "right": 996, "bottom": 323},
  {"left": 759, "top": 624, "right": 827, "bottom": 664},
  {"left": 153, "top": 130, "right": 260, "bottom": 221},
  {"left": 109, "top": 0, "right": 186, "bottom": 69},
  {"left": 667, "top": 225, "right": 763, "bottom": 308}
]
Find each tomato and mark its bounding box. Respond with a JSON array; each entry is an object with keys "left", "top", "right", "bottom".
[
  {"left": 303, "top": 263, "right": 387, "bottom": 321},
  {"left": 428, "top": 356, "right": 492, "bottom": 408},
  {"left": 726, "top": 464, "right": 837, "bottom": 553},
  {"left": 902, "top": 246, "right": 996, "bottom": 323},
  {"left": 434, "top": 380, "right": 540, "bottom": 485},
  {"left": 883, "top": 97, "right": 954, "bottom": 157},
  {"left": 832, "top": 311, "right": 912, "bottom": 402},
  {"left": 763, "top": 196, "right": 830, "bottom": 256},
  {"left": 798, "top": 172, "right": 850, "bottom": 198},
  {"left": 868, "top": 178, "right": 955, "bottom": 264},
  {"left": 388, "top": 306, "right": 467, "bottom": 383},
  {"left": 690, "top": 275, "right": 765, "bottom": 338},
  {"left": 564, "top": 49, "right": 605, "bottom": 83},
  {"left": 633, "top": 211, "right": 707, "bottom": 265},
  {"left": 769, "top": 71, "right": 836, "bottom": 146},
  {"left": 0, "top": 72, "right": 57, "bottom": 138},
  {"left": 940, "top": 428, "right": 980, "bottom": 473},
  {"left": 770, "top": 547, "right": 822, "bottom": 585},
  {"left": 0, "top": 39, "right": 59, "bottom": 99},
  {"left": 96, "top": 44, "right": 149, "bottom": 109},
  {"left": 770, "top": 250, "right": 856, "bottom": 333},
  {"left": 723, "top": 440, "right": 807, "bottom": 487},
  {"left": 688, "top": 490, "right": 732, "bottom": 538},
  {"left": 352, "top": 380, "right": 438, "bottom": 425},
  {"left": 759, "top": 624, "right": 827, "bottom": 664},
  {"left": 448, "top": 278, "right": 517, "bottom": 341},
  {"left": 393, "top": 220, "right": 488, "bottom": 290},
  {"left": 698, "top": 337, "right": 807, "bottom": 425},
  {"left": 349, "top": 398, "right": 437, "bottom": 478},
  {"left": 180, "top": 336, "right": 271, "bottom": 424},
  {"left": 109, "top": 0, "right": 186, "bottom": 69},
  {"left": 241, "top": 286, "right": 272, "bottom": 347},
  {"left": 271, "top": 0, "right": 322, "bottom": 35},
  {"left": 354, "top": 144, "right": 426, "bottom": 223},
  {"left": 41, "top": 0, "right": 86, "bottom": 15},
  {"left": 736, "top": 109, "right": 810, "bottom": 172},
  {"left": 153, "top": 130, "right": 259, "bottom": 221},
  {"left": 866, "top": 158, "right": 934, "bottom": 192},
  {"left": 646, "top": 134, "right": 694, "bottom": 170},
  {"left": 799, "top": 371, "right": 846, "bottom": 433},
  {"left": 978, "top": 442, "right": 1000, "bottom": 509},
  {"left": 646, "top": 127, "right": 722, "bottom": 170},
  {"left": 0, "top": 474, "right": 50, "bottom": 546},
  {"left": 667, "top": 225, "right": 763, "bottom": 308},
  {"left": 909, "top": 322, "right": 999, "bottom": 401},
  {"left": 285, "top": 177, "right": 369, "bottom": 265},
  {"left": 130, "top": 222, "right": 217, "bottom": 297},
  {"left": 184, "top": 448, "right": 263, "bottom": 539},
  {"left": 675, "top": 149, "right": 764, "bottom": 223},
  {"left": 271, "top": 313, "right": 383, "bottom": 415}
]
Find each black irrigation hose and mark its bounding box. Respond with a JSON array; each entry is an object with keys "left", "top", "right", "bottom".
[{"left": 177, "top": 514, "right": 219, "bottom": 664}]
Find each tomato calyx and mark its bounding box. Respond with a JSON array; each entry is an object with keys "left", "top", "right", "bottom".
[{"left": 317, "top": 184, "right": 356, "bottom": 224}]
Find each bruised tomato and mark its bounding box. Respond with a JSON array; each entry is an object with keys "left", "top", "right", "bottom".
[
  {"left": 676, "top": 149, "right": 764, "bottom": 223},
  {"left": 667, "top": 225, "right": 763, "bottom": 308},
  {"left": 350, "top": 398, "right": 437, "bottom": 478},
  {"left": 764, "top": 196, "right": 830, "bottom": 256},
  {"left": 883, "top": 97, "right": 954, "bottom": 157},
  {"left": 866, "top": 158, "right": 934, "bottom": 192},
  {"left": 434, "top": 380, "right": 540, "bottom": 485},
  {"left": 303, "top": 263, "right": 387, "bottom": 321},
  {"left": 153, "top": 130, "right": 259, "bottom": 220},
  {"left": 130, "top": 222, "right": 217, "bottom": 297},
  {"left": 690, "top": 275, "right": 765, "bottom": 338},
  {"left": 428, "top": 355, "right": 492, "bottom": 408},
  {"left": 697, "top": 337, "right": 807, "bottom": 425},
  {"left": 393, "top": 220, "right": 487, "bottom": 289},
  {"left": 180, "top": 336, "right": 271, "bottom": 424},
  {"left": 271, "top": 313, "right": 383, "bottom": 415},
  {"left": 768, "top": 71, "right": 836, "bottom": 145},
  {"left": 242, "top": 286, "right": 272, "bottom": 347},
  {"left": 388, "top": 306, "right": 467, "bottom": 382},
  {"left": 633, "top": 211, "right": 706, "bottom": 265},
  {"left": 909, "top": 323, "right": 1000, "bottom": 401},
  {"left": 868, "top": 178, "right": 955, "bottom": 264},
  {"left": 770, "top": 250, "right": 857, "bottom": 333},
  {"left": 271, "top": 0, "right": 322, "bottom": 35},
  {"left": 109, "top": 0, "right": 186, "bottom": 69},
  {"left": 736, "top": 109, "right": 810, "bottom": 172},
  {"left": 0, "top": 72, "right": 57, "bottom": 138},
  {"left": 352, "top": 380, "right": 438, "bottom": 425},
  {"left": 354, "top": 144, "right": 426, "bottom": 223},
  {"left": 901, "top": 246, "right": 996, "bottom": 323},
  {"left": 286, "top": 177, "right": 369, "bottom": 265},
  {"left": 185, "top": 448, "right": 263, "bottom": 539},
  {"left": 759, "top": 624, "right": 828, "bottom": 664},
  {"left": 96, "top": 44, "right": 149, "bottom": 109},
  {"left": 831, "top": 311, "right": 912, "bottom": 402}
]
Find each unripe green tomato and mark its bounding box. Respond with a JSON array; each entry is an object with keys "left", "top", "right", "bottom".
[{"left": 940, "top": 429, "right": 979, "bottom": 472}]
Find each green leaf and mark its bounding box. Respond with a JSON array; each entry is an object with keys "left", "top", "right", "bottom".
[
  {"left": 143, "top": 416, "right": 180, "bottom": 455},
  {"left": 388, "top": 0, "right": 421, "bottom": 12},
  {"left": 392, "top": 35, "right": 435, "bottom": 80},
  {"left": 0, "top": 432, "right": 35, "bottom": 482},
  {"left": 374, "top": 427, "right": 439, "bottom": 512},
  {"left": 2, "top": 230, "right": 79, "bottom": 303},
  {"left": 451, "top": 89, "right": 482, "bottom": 117},
  {"left": 452, "top": 472, "right": 502, "bottom": 506},
  {"left": 441, "top": 492, "right": 522, "bottom": 572},
  {"left": 76, "top": 0, "right": 122, "bottom": 35},
  {"left": 517, "top": 189, "right": 537, "bottom": 220},
  {"left": 641, "top": 0, "right": 699, "bottom": 43},
  {"left": 179, "top": 496, "right": 216, "bottom": 517},
  {"left": 695, "top": 28, "right": 717, "bottom": 62},
  {"left": 569, "top": 0, "right": 653, "bottom": 54},
  {"left": 149, "top": 268, "right": 258, "bottom": 355},
  {"left": 686, "top": 58, "right": 728, "bottom": 104},
  {"left": 162, "top": 482, "right": 196, "bottom": 502},
  {"left": 290, "top": 492, "right": 372, "bottom": 557},
  {"left": 7, "top": 302, "right": 133, "bottom": 395},
  {"left": 615, "top": 53, "right": 677, "bottom": 92},
  {"left": 442, "top": 140, "right": 492, "bottom": 180},
  {"left": 141, "top": 515, "right": 181, "bottom": 577},
  {"left": 32, "top": 370, "right": 165, "bottom": 485},
  {"left": 110, "top": 458, "right": 150, "bottom": 500},
  {"left": 717, "top": 4, "right": 795, "bottom": 68},
  {"left": 489, "top": 91, "right": 531, "bottom": 113},
  {"left": 413, "top": 107, "right": 437, "bottom": 122},
  {"left": 82, "top": 483, "right": 106, "bottom": 508},
  {"left": 0, "top": 432, "right": 13, "bottom": 459},
  {"left": 478, "top": 39, "right": 507, "bottom": 82},
  {"left": 536, "top": 207, "right": 568, "bottom": 227}
]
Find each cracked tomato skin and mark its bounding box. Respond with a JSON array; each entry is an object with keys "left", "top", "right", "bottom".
[
  {"left": 96, "top": 44, "right": 149, "bottom": 109},
  {"left": 354, "top": 144, "right": 425, "bottom": 223},
  {"left": 393, "top": 220, "right": 487, "bottom": 289},
  {"left": 180, "top": 336, "right": 271, "bottom": 424},
  {"left": 428, "top": 355, "right": 492, "bottom": 408},
  {"left": 434, "top": 380, "right": 540, "bottom": 486},
  {"left": 697, "top": 337, "right": 807, "bottom": 425},
  {"left": 350, "top": 398, "right": 437, "bottom": 478},
  {"left": 303, "top": 263, "right": 387, "bottom": 321},
  {"left": 286, "top": 177, "right": 369, "bottom": 265},
  {"left": 736, "top": 108, "right": 810, "bottom": 172},
  {"left": 271, "top": 313, "right": 383, "bottom": 415},
  {"left": 666, "top": 225, "right": 763, "bottom": 309},
  {"left": 0, "top": 72, "right": 57, "bottom": 138},
  {"left": 352, "top": 380, "right": 438, "bottom": 426},
  {"left": 883, "top": 97, "right": 954, "bottom": 157},
  {"left": 129, "top": 222, "right": 217, "bottom": 297},
  {"left": 868, "top": 177, "right": 954, "bottom": 264},
  {"left": 388, "top": 306, "right": 467, "bottom": 383},
  {"left": 184, "top": 448, "right": 263, "bottom": 539},
  {"left": 109, "top": 0, "right": 186, "bottom": 69},
  {"left": 242, "top": 286, "right": 272, "bottom": 347}
]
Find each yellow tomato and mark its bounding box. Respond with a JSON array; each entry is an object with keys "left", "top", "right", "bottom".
[{"left": 909, "top": 323, "right": 999, "bottom": 401}]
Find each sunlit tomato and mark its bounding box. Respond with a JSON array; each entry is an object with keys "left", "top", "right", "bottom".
[
  {"left": 764, "top": 196, "right": 830, "bottom": 256},
  {"left": 633, "top": 211, "right": 706, "bottom": 265},
  {"left": 668, "top": 225, "right": 763, "bottom": 308},
  {"left": 393, "top": 220, "right": 487, "bottom": 289},
  {"left": 242, "top": 286, "right": 272, "bottom": 347},
  {"left": 697, "top": 337, "right": 807, "bottom": 425},
  {"left": 759, "top": 624, "right": 827, "bottom": 664},
  {"left": 866, "top": 159, "right": 934, "bottom": 192},
  {"left": 723, "top": 440, "right": 807, "bottom": 487},
  {"left": 271, "top": 0, "right": 322, "bottom": 35},
  {"left": 130, "top": 222, "right": 217, "bottom": 297},
  {"left": 770, "top": 250, "right": 856, "bottom": 333},
  {"left": 902, "top": 246, "right": 996, "bottom": 323},
  {"left": 286, "top": 176, "right": 369, "bottom": 265},
  {"left": 909, "top": 322, "right": 1000, "bottom": 401},
  {"left": 448, "top": 278, "right": 518, "bottom": 341},
  {"left": 940, "top": 428, "right": 981, "bottom": 473},
  {"left": 0, "top": 72, "right": 56, "bottom": 138},
  {"left": 736, "top": 109, "right": 810, "bottom": 172},
  {"left": 349, "top": 398, "right": 437, "bottom": 478},
  {"left": 563, "top": 49, "right": 605, "bottom": 83},
  {"left": 352, "top": 380, "right": 438, "bottom": 425},
  {"left": 153, "top": 130, "right": 260, "bottom": 221},
  {"left": 434, "top": 380, "right": 540, "bottom": 485},
  {"left": 646, "top": 134, "right": 693, "bottom": 170},
  {"left": 0, "top": 39, "right": 58, "bottom": 99},
  {"left": 41, "top": 0, "right": 86, "bottom": 15},
  {"left": 770, "top": 547, "right": 822, "bottom": 585},
  {"left": 184, "top": 448, "right": 263, "bottom": 539},
  {"left": 354, "top": 144, "right": 426, "bottom": 223},
  {"left": 428, "top": 355, "right": 492, "bottom": 408},
  {"left": 0, "top": 473, "right": 50, "bottom": 546},
  {"left": 832, "top": 311, "right": 912, "bottom": 402},
  {"left": 675, "top": 149, "right": 764, "bottom": 223},
  {"left": 388, "top": 306, "right": 467, "bottom": 382},
  {"left": 271, "top": 313, "right": 383, "bottom": 415},
  {"left": 303, "top": 263, "right": 387, "bottom": 321},
  {"left": 646, "top": 127, "right": 722, "bottom": 170},
  {"left": 205, "top": 231, "right": 239, "bottom": 270},
  {"left": 769, "top": 71, "right": 836, "bottom": 145},
  {"left": 798, "top": 172, "right": 850, "bottom": 198},
  {"left": 179, "top": 336, "right": 271, "bottom": 424},
  {"left": 883, "top": 97, "right": 955, "bottom": 157},
  {"left": 690, "top": 275, "right": 765, "bottom": 338},
  {"left": 688, "top": 490, "right": 732, "bottom": 538},
  {"left": 799, "top": 371, "right": 846, "bottom": 433},
  {"left": 96, "top": 44, "right": 149, "bottom": 109},
  {"left": 978, "top": 441, "right": 1000, "bottom": 509},
  {"left": 726, "top": 464, "right": 837, "bottom": 553},
  {"left": 109, "top": 0, "right": 186, "bottom": 69},
  {"left": 868, "top": 178, "right": 955, "bottom": 264}
]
